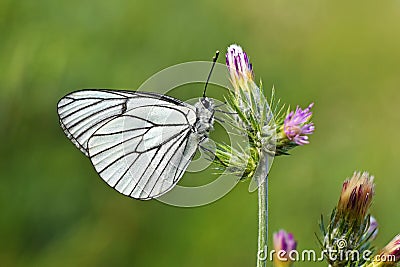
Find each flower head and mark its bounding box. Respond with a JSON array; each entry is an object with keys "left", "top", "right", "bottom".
[
  {"left": 370, "top": 235, "right": 400, "bottom": 267},
  {"left": 273, "top": 230, "right": 297, "bottom": 267},
  {"left": 380, "top": 235, "right": 400, "bottom": 264},
  {"left": 226, "top": 44, "right": 254, "bottom": 89},
  {"left": 283, "top": 103, "right": 315, "bottom": 145},
  {"left": 224, "top": 44, "right": 269, "bottom": 135},
  {"left": 336, "top": 172, "right": 375, "bottom": 226},
  {"left": 218, "top": 44, "right": 276, "bottom": 183}
]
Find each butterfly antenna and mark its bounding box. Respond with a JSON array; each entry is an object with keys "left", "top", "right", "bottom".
[{"left": 203, "top": 50, "right": 219, "bottom": 97}]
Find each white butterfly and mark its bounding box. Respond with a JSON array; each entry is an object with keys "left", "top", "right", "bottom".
[
  {"left": 57, "top": 89, "right": 215, "bottom": 200},
  {"left": 57, "top": 52, "right": 220, "bottom": 200}
]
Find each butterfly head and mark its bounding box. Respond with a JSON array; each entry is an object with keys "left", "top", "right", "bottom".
[{"left": 200, "top": 97, "right": 214, "bottom": 111}]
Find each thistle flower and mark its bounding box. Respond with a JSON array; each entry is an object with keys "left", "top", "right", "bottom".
[
  {"left": 214, "top": 44, "right": 276, "bottom": 181},
  {"left": 368, "top": 235, "right": 400, "bottom": 267},
  {"left": 274, "top": 103, "right": 315, "bottom": 155},
  {"left": 226, "top": 44, "right": 255, "bottom": 91},
  {"left": 319, "top": 172, "right": 376, "bottom": 267},
  {"left": 225, "top": 44, "right": 263, "bottom": 123},
  {"left": 336, "top": 172, "right": 375, "bottom": 226},
  {"left": 379, "top": 235, "right": 400, "bottom": 264},
  {"left": 282, "top": 103, "right": 315, "bottom": 145},
  {"left": 273, "top": 230, "right": 297, "bottom": 267}
]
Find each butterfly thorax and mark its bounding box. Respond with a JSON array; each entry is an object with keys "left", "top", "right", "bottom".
[{"left": 193, "top": 97, "right": 215, "bottom": 140}]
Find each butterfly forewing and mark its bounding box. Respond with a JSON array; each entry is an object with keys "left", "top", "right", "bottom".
[
  {"left": 58, "top": 89, "right": 199, "bottom": 199},
  {"left": 57, "top": 90, "right": 192, "bottom": 155}
]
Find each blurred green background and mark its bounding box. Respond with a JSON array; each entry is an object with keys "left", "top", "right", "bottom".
[{"left": 1, "top": 0, "right": 399, "bottom": 266}]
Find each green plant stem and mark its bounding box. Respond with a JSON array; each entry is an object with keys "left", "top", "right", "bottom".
[{"left": 257, "top": 156, "right": 269, "bottom": 267}]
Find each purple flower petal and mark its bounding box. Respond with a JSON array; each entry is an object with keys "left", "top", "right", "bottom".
[
  {"left": 226, "top": 44, "right": 254, "bottom": 79},
  {"left": 273, "top": 229, "right": 297, "bottom": 252},
  {"left": 284, "top": 103, "right": 315, "bottom": 145}
]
